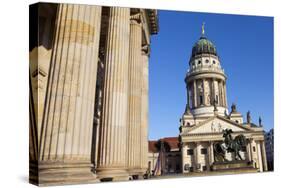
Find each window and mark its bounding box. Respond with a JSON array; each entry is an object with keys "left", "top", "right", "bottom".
[
  {"left": 189, "top": 167, "right": 194, "bottom": 172},
  {"left": 201, "top": 148, "right": 207, "bottom": 155},
  {"left": 205, "top": 59, "right": 209, "bottom": 63},
  {"left": 187, "top": 149, "right": 194, "bottom": 155},
  {"left": 235, "top": 120, "right": 239, "bottom": 123},
  {"left": 253, "top": 146, "right": 256, "bottom": 152},
  {"left": 199, "top": 95, "right": 203, "bottom": 105},
  {"left": 213, "top": 60, "right": 216, "bottom": 64},
  {"left": 176, "top": 164, "right": 180, "bottom": 171},
  {"left": 198, "top": 60, "right": 201, "bottom": 65},
  {"left": 202, "top": 166, "right": 207, "bottom": 171}
]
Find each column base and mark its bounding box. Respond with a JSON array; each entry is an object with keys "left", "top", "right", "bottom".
[
  {"left": 30, "top": 160, "right": 98, "bottom": 186},
  {"left": 97, "top": 167, "right": 129, "bottom": 182},
  {"left": 128, "top": 168, "right": 146, "bottom": 179}
]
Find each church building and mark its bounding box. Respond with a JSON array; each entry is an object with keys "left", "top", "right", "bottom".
[{"left": 179, "top": 24, "right": 268, "bottom": 174}]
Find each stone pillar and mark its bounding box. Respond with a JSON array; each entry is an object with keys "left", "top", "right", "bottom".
[
  {"left": 218, "top": 80, "right": 222, "bottom": 106},
  {"left": 247, "top": 141, "right": 252, "bottom": 161},
  {"left": 261, "top": 141, "right": 268, "bottom": 171},
  {"left": 37, "top": 4, "right": 102, "bottom": 185},
  {"left": 196, "top": 143, "right": 201, "bottom": 172},
  {"left": 127, "top": 12, "right": 142, "bottom": 176},
  {"left": 193, "top": 80, "right": 197, "bottom": 108},
  {"left": 97, "top": 7, "right": 130, "bottom": 181},
  {"left": 211, "top": 78, "right": 215, "bottom": 105},
  {"left": 182, "top": 144, "right": 187, "bottom": 172},
  {"left": 256, "top": 141, "right": 263, "bottom": 172},
  {"left": 202, "top": 79, "right": 206, "bottom": 105},
  {"left": 186, "top": 84, "right": 190, "bottom": 108},
  {"left": 209, "top": 142, "right": 214, "bottom": 164},
  {"left": 223, "top": 81, "right": 227, "bottom": 108},
  {"left": 140, "top": 45, "right": 150, "bottom": 175}
]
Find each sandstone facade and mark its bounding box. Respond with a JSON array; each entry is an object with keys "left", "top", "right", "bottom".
[{"left": 29, "top": 3, "right": 158, "bottom": 185}]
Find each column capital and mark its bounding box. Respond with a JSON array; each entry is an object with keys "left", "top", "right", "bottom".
[
  {"left": 141, "top": 44, "right": 150, "bottom": 56},
  {"left": 130, "top": 13, "right": 142, "bottom": 24}
]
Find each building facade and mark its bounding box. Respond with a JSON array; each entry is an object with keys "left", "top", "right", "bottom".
[
  {"left": 179, "top": 25, "right": 268, "bottom": 174},
  {"left": 148, "top": 137, "right": 182, "bottom": 175},
  {"left": 29, "top": 3, "right": 158, "bottom": 185},
  {"left": 264, "top": 129, "right": 274, "bottom": 171}
]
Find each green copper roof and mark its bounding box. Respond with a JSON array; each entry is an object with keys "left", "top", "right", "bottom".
[{"left": 191, "top": 36, "right": 217, "bottom": 58}]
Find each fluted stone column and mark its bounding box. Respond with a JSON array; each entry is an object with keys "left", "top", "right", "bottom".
[
  {"left": 209, "top": 142, "right": 214, "bottom": 164},
  {"left": 261, "top": 141, "right": 268, "bottom": 171},
  {"left": 127, "top": 13, "right": 142, "bottom": 176},
  {"left": 140, "top": 45, "right": 150, "bottom": 174},
  {"left": 37, "top": 4, "right": 102, "bottom": 185},
  {"left": 223, "top": 81, "right": 227, "bottom": 107},
  {"left": 202, "top": 79, "right": 206, "bottom": 105},
  {"left": 247, "top": 142, "right": 252, "bottom": 161},
  {"left": 211, "top": 78, "right": 215, "bottom": 105},
  {"left": 193, "top": 80, "right": 197, "bottom": 108},
  {"left": 97, "top": 7, "right": 130, "bottom": 181}
]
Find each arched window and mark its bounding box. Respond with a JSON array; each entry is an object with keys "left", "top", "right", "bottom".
[
  {"left": 213, "top": 60, "right": 216, "bottom": 64},
  {"left": 198, "top": 60, "right": 201, "bottom": 65}
]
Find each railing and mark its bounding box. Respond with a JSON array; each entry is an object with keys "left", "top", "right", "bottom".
[{"left": 187, "top": 65, "right": 224, "bottom": 75}]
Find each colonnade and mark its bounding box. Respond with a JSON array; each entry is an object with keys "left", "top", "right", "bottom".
[{"left": 29, "top": 4, "right": 157, "bottom": 185}]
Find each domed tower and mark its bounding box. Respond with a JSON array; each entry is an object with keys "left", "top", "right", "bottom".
[{"left": 184, "top": 23, "right": 228, "bottom": 120}]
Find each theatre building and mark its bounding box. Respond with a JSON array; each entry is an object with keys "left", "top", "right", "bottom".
[{"left": 29, "top": 3, "right": 158, "bottom": 185}]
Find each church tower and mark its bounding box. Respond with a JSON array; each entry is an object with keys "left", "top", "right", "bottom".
[{"left": 184, "top": 23, "right": 228, "bottom": 120}]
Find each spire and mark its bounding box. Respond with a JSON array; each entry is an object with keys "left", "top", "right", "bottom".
[{"left": 201, "top": 22, "right": 205, "bottom": 36}]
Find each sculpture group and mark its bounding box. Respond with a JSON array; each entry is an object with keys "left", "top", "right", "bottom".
[{"left": 214, "top": 129, "right": 247, "bottom": 162}]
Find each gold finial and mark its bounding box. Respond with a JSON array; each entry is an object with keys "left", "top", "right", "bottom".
[{"left": 201, "top": 22, "right": 205, "bottom": 36}]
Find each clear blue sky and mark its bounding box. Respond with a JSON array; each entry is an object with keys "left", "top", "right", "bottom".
[{"left": 148, "top": 10, "right": 273, "bottom": 140}]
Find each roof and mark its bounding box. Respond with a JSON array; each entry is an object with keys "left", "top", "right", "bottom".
[
  {"left": 148, "top": 137, "right": 179, "bottom": 153},
  {"left": 191, "top": 36, "right": 217, "bottom": 58}
]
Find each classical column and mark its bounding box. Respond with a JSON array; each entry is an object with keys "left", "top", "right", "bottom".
[
  {"left": 247, "top": 141, "right": 252, "bottom": 161},
  {"left": 186, "top": 84, "right": 190, "bottom": 109},
  {"left": 218, "top": 80, "right": 222, "bottom": 106},
  {"left": 196, "top": 143, "right": 201, "bottom": 172},
  {"left": 261, "top": 141, "right": 268, "bottom": 171},
  {"left": 193, "top": 80, "right": 197, "bottom": 108},
  {"left": 37, "top": 4, "right": 102, "bottom": 185},
  {"left": 97, "top": 7, "right": 130, "bottom": 180},
  {"left": 209, "top": 142, "right": 214, "bottom": 164},
  {"left": 256, "top": 141, "right": 263, "bottom": 172},
  {"left": 127, "top": 12, "right": 142, "bottom": 176},
  {"left": 140, "top": 45, "right": 150, "bottom": 174},
  {"left": 202, "top": 79, "right": 206, "bottom": 105},
  {"left": 223, "top": 81, "right": 227, "bottom": 107},
  {"left": 211, "top": 78, "right": 216, "bottom": 105}
]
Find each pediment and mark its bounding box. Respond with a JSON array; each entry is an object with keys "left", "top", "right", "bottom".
[{"left": 188, "top": 116, "right": 251, "bottom": 134}]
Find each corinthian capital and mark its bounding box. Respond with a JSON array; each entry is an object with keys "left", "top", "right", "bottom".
[
  {"left": 142, "top": 44, "right": 150, "bottom": 56},
  {"left": 130, "top": 13, "right": 141, "bottom": 24}
]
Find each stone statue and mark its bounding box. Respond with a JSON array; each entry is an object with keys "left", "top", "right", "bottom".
[
  {"left": 231, "top": 103, "right": 237, "bottom": 113},
  {"left": 213, "top": 98, "right": 218, "bottom": 112},
  {"left": 214, "top": 129, "right": 247, "bottom": 161},
  {"left": 259, "top": 116, "right": 262, "bottom": 127},
  {"left": 247, "top": 111, "right": 251, "bottom": 124},
  {"left": 222, "top": 129, "right": 247, "bottom": 160}
]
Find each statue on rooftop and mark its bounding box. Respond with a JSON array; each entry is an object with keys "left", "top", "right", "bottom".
[
  {"left": 231, "top": 103, "right": 237, "bottom": 113},
  {"left": 259, "top": 116, "right": 263, "bottom": 127},
  {"left": 247, "top": 111, "right": 251, "bottom": 124}
]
